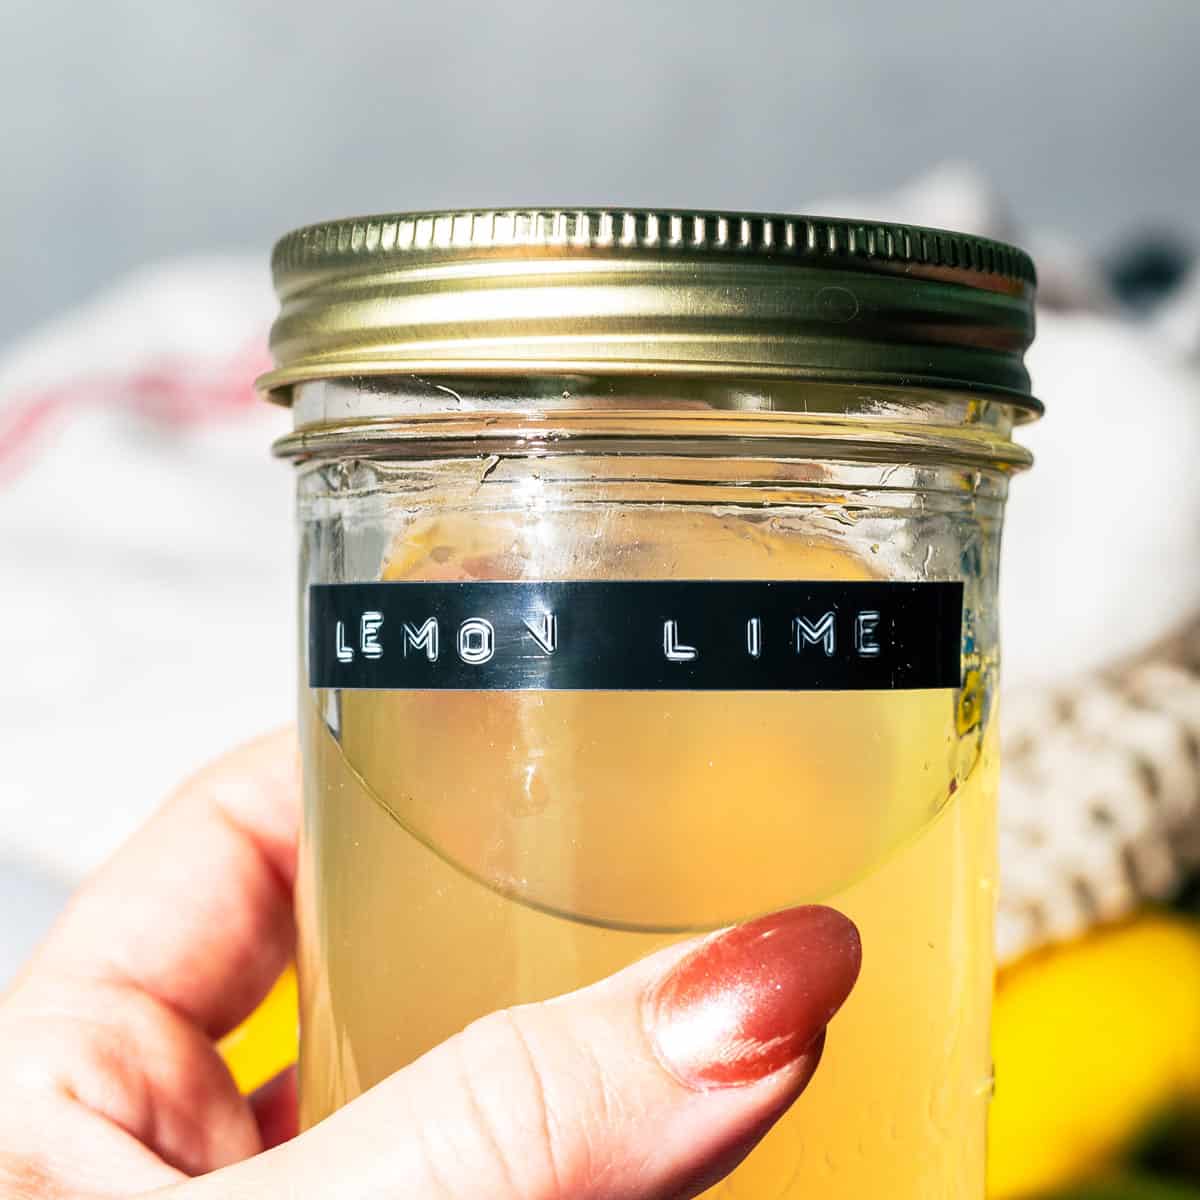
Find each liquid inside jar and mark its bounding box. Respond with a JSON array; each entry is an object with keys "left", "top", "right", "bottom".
[{"left": 296, "top": 503, "right": 997, "bottom": 1199}]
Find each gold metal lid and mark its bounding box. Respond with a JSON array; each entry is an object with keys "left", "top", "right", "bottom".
[{"left": 259, "top": 208, "right": 1038, "bottom": 412}]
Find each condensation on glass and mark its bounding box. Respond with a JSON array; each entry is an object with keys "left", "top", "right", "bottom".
[{"left": 260, "top": 210, "right": 1040, "bottom": 1200}]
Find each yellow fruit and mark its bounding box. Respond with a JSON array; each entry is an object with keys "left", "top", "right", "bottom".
[
  {"left": 989, "top": 913, "right": 1200, "bottom": 1199},
  {"left": 218, "top": 964, "right": 299, "bottom": 1094}
]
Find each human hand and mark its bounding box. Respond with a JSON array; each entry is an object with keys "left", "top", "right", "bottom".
[{"left": 0, "top": 731, "right": 860, "bottom": 1199}]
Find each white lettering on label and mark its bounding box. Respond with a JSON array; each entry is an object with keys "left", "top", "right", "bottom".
[
  {"left": 360, "top": 611, "right": 384, "bottom": 659},
  {"left": 523, "top": 612, "right": 558, "bottom": 655},
  {"left": 335, "top": 620, "right": 354, "bottom": 663},
  {"left": 794, "top": 612, "right": 836, "bottom": 656},
  {"left": 458, "top": 618, "right": 495, "bottom": 664},
  {"left": 402, "top": 618, "right": 439, "bottom": 661},
  {"left": 746, "top": 617, "right": 763, "bottom": 659},
  {"left": 855, "top": 610, "right": 881, "bottom": 657},
  {"left": 332, "top": 603, "right": 892, "bottom": 673},
  {"left": 663, "top": 620, "right": 699, "bottom": 662}
]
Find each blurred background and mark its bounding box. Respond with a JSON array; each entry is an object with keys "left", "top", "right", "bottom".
[
  {"left": 3, "top": 3, "right": 1200, "bottom": 1197},
  {"left": 5, "top": 0, "right": 1200, "bottom": 342}
]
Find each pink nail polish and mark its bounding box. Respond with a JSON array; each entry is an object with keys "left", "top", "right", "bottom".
[{"left": 646, "top": 905, "right": 861, "bottom": 1089}]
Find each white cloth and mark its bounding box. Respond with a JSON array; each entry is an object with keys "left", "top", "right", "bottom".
[{"left": 0, "top": 259, "right": 291, "bottom": 881}]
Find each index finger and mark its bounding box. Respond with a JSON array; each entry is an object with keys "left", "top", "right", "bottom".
[{"left": 27, "top": 728, "right": 299, "bottom": 1039}]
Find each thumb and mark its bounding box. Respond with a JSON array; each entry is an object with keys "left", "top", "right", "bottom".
[{"left": 172, "top": 905, "right": 860, "bottom": 1200}]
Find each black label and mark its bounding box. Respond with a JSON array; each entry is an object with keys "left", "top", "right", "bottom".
[{"left": 307, "top": 580, "right": 962, "bottom": 691}]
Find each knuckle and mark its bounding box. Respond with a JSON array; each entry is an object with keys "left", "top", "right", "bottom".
[
  {"left": 0, "top": 1153, "right": 56, "bottom": 1200},
  {"left": 452, "top": 1007, "right": 571, "bottom": 1200}
]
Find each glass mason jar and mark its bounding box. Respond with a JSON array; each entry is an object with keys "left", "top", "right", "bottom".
[{"left": 261, "top": 210, "right": 1039, "bottom": 1200}]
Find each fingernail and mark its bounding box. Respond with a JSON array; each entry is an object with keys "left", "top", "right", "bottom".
[{"left": 645, "top": 906, "right": 862, "bottom": 1090}]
